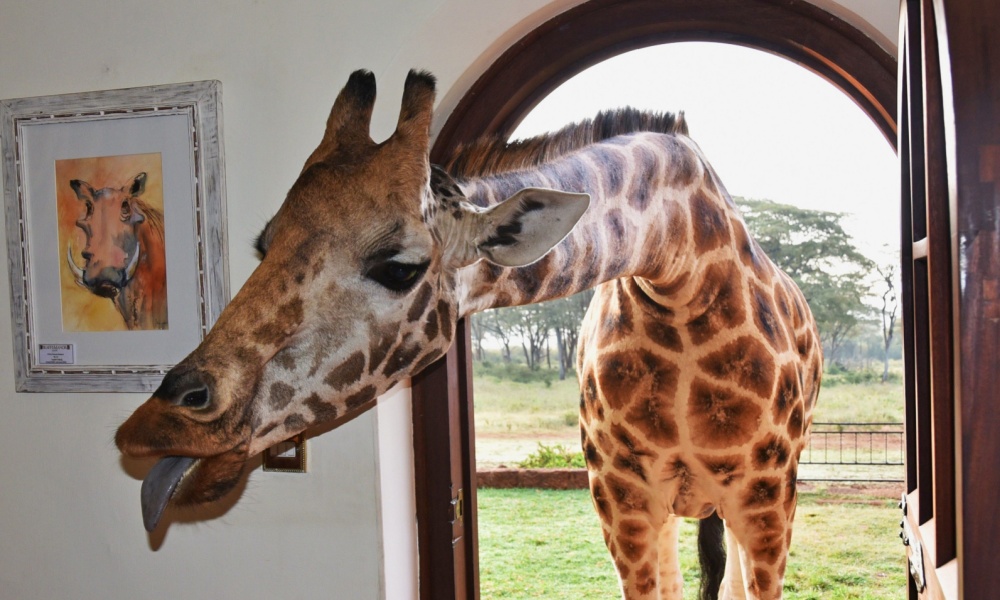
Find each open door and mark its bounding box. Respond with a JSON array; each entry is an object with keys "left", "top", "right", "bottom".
[
  {"left": 899, "top": 0, "right": 1000, "bottom": 598},
  {"left": 410, "top": 319, "right": 479, "bottom": 600},
  {"left": 898, "top": 0, "right": 957, "bottom": 596}
]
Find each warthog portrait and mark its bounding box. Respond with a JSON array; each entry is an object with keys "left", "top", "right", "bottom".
[{"left": 66, "top": 172, "right": 168, "bottom": 330}]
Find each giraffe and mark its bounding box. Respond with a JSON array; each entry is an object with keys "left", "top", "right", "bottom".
[
  {"left": 114, "top": 69, "right": 821, "bottom": 600},
  {"left": 444, "top": 108, "right": 822, "bottom": 600}
]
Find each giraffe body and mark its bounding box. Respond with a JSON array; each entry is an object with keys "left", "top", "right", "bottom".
[
  {"left": 446, "top": 118, "right": 822, "bottom": 600},
  {"left": 114, "top": 71, "right": 820, "bottom": 600}
]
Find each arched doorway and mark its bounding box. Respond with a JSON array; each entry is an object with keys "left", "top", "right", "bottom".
[{"left": 411, "top": 1, "right": 898, "bottom": 597}]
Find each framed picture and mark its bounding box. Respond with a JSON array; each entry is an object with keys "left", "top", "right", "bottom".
[{"left": 2, "top": 81, "right": 229, "bottom": 392}]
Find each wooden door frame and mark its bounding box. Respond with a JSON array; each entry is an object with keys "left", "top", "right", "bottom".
[
  {"left": 413, "top": 0, "right": 897, "bottom": 598},
  {"left": 898, "top": 0, "right": 1000, "bottom": 598}
]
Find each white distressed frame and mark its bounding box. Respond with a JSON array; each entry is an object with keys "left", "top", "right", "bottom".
[{"left": 2, "top": 81, "right": 228, "bottom": 392}]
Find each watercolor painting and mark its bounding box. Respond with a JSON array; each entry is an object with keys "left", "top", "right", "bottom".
[{"left": 56, "top": 153, "right": 169, "bottom": 332}]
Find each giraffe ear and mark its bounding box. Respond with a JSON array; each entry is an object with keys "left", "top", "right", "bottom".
[{"left": 473, "top": 188, "right": 589, "bottom": 268}]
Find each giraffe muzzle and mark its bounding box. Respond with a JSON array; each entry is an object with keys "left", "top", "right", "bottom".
[{"left": 140, "top": 455, "right": 198, "bottom": 532}]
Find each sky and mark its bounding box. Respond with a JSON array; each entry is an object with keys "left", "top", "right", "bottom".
[{"left": 511, "top": 42, "right": 900, "bottom": 267}]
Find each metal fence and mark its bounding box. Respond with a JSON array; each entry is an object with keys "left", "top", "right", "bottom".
[{"left": 798, "top": 422, "right": 905, "bottom": 483}]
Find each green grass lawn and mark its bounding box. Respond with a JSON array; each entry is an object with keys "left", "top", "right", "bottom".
[{"left": 477, "top": 487, "right": 907, "bottom": 599}]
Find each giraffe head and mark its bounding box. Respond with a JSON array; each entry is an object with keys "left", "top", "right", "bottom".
[{"left": 115, "top": 69, "right": 589, "bottom": 531}]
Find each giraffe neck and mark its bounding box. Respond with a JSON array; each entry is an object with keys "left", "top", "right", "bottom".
[{"left": 455, "top": 131, "right": 738, "bottom": 316}]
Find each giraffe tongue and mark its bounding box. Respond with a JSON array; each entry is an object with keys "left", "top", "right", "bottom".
[{"left": 140, "top": 456, "right": 197, "bottom": 532}]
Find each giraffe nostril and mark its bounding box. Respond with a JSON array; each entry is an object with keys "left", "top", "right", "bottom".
[
  {"left": 154, "top": 366, "right": 216, "bottom": 411},
  {"left": 180, "top": 387, "right": 210, "bottom": 409}
]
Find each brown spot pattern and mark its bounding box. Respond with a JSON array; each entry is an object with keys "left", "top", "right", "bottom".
[
  {"left": 634, "top": 563, "right": 657, "bottom": 595},
  {"left": 614, "top": 451, "right": 648, "bottom": 482},
  {"left": 784, "top": 467, "right": 798, "bottom": 515},
  {"left": 268, "top": 382, "right": 295, "bottom": 410},
  {"left": 743, "top": 477, "right": 782, "bottom": 509},
  {"left": 324, "top": 351, "right": 366, "bottom": 389},
  {"left": 406, "top": 281, "right": 433, "bottom": 323},
  {"left": 663, "top": 136, "right": 698, "bottom": 186},
  {"left": 687, "top": 262, "right": 746, "bottom": 344},
  {"left": 687, "top": 378, "right": 763, "bottom": 449},
  {"left": 697, "top": 336, "right": 776, "bottom": 399},
  {"left": 599, "top": 282, "right": 635, "bottom": 340},
  {"left": 580, "top": 372, "right": 602, "bottom": 424},
  {"left": 625, "top": 396, "right": 679, "bottom": 446},
  {"left": 751, "top": 283, "right": 787, "bottom": 351},
  {"left": 344, "top": 385, "right": 377, "bottom": 410},
  {"left": 383, "top": 339, "right": 422, "bottom": 377},
  {"left": 597, "top": 348, "right": 679, "bottom": 411},
  {"left": 628, "top": 146, "right": 656, "bottom": 211},
  {"left": 645, "top": 320, "right": 683, "bottom": 352},
  {"left": 591, "top": 478, "right": 612, "bottom": 521},
  {"left": 436, "top": 299, "right": 453, "bottom": 342},
  {"left": 605, "top": 472, "right": 649, "bottom": 514},
  {"left": 367, "top": 328, "right": 395, "bottom": 374},
  {"left": 697, "top": 454, "right": 746, "bottom": 486},
  {"left": 752, "top": 434, "right": 791, "bottom": 469},
  {"left": 772, "top": 363, "right": 801, "bottom": 424},
  {"left": 787, "top": 403, "right": 804, "bottom": 440},
  {"left": 423, "top": 309, "right": 439, "bottom": 340},
  {"left": 273, "top": 350, "right": 296, "bottom": 371},
  {"left": 616, "top": 519, "right": 651, "bottom": 562},
  {"left": 283, "top": 413, "right": 307, "bottom": 432},
  {"left": 751, "top": 568, "right": 773, "bottom": 595},
  {"left": 745, "top": 511, "right": 785, "bottom": 566},
  {"left": 304, "top": 392, "right": 339, "bottom": 422},
  {"left": 689, "top": 190, "right": 730, "bottom": 253},
  {"left": 583, "top": 436, "right": 603, "bottom": 469}
]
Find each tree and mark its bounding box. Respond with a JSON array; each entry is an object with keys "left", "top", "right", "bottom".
[
  {"left": 508, "top": 304, "right": 549, "bottom": 370},
  {"left": 876, "top": 264, "right": 899, "bottom": 382},
  {"left": 735, "top": 198, "right": 875, "bottom": 366},
  {"left": 475, "top": 308, "right": 515, "bottom": 363},
  {"left": 543, "top": 289, "right": 595, "bottom": 379}
]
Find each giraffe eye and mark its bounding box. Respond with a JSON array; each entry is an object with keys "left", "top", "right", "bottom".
[
  {"left": 179, "top": 388, "right": 210, "bottom": 410},
  {"left": 367, "top": 260, "right": 429, "bottom": 293}
]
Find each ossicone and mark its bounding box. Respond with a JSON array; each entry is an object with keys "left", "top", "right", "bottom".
[
  {"left": 391, "top": 68, "right": 437, "bottom": 152},
  {"left": 302, "top": 69, "right": 379, "bottom": 170}
]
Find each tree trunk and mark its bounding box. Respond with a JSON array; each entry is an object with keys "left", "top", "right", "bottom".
[
  {"left": 555, "top": 328, "right": 567, "bottom": 380},
  {"left": 521, "top": 341, "right": 532, "bottom": 369}
]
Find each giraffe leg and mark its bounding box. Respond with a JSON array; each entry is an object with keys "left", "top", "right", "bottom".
[
  {"left": 590, "top": 473, "right": 663, "bottom": 599},
  {"left": 718, "top": 502, "right": 794, "bottom": 600},
  {"left": 656, "top": 515, "right": 684, "bottom": 599},
  {"left": 719, "top": 525, "right": 748, "bottom": 600}
]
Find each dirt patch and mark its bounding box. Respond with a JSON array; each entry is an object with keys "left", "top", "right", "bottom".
[
  {"left": 798, "top": 481, "right": 905, "bottom": 502},
  {"left": 478, "top": 468, "right": 588, "bottom": 489}
]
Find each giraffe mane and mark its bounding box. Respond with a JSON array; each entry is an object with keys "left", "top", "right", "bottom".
[{"left": 443, "top": 107, "right": 688, "bottom": 178}]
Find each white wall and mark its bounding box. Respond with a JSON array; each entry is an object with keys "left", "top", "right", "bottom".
[{"left": 0, "top": 1, "right": 896, "bottom": 598}]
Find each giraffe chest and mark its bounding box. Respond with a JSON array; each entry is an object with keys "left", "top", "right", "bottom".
[{"left": 576, "top": 276, "right": 815, "bottom": 518}]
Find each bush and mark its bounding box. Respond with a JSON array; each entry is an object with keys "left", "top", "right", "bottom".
[
  {"left": 477, "top": 361, "right": 556, "bottom": 386},
  {"left": 517, "top": 442, "right": 586, "bottom": 469},
  {"left": 823, "top": 366, "right": 901, "bottom": 387}
]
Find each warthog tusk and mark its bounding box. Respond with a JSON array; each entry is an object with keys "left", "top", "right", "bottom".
[
  {"left": 124, "top": 242, "right": 141, "bottom": 282},
  {"left": 66, "top": 243, "right": 86, "bottom": 286}
]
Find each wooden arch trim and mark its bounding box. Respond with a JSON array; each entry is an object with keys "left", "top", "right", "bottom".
[
  {"left": 431, "top": 0, "right": 897, "bottom": 159},
  {"left": 415, "top": 1, "right": 898, "bottom": 598}
]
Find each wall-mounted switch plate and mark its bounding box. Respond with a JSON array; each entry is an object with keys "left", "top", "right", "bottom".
[{"left": 262, "top": 434, "right": 307, "bottom": 473}]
